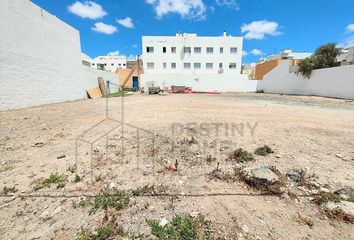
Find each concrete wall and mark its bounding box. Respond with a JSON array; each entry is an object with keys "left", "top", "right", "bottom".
[
  {"left": 141, "top": 73, "right": 258, "bottom": 92},
  {"left": 0, "top": 0, "right": 117, "bottom": 110},
  {"left": 257, "top": 61, "right": 354, "bottom": 99}
]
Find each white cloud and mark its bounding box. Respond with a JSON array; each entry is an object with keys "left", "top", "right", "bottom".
[
  {"left": 215, "top": 0, "right": 239, "bottom": 10},
  {"left": 146, "top": 0, "right": 206, "bottom": 20},
  {"left": 251, "top": 49, "right": 263, "bottom": 56},
  {"left": 91, "top": 22, "right": 117, "bottom": 34},
  {"left": 346, "top": 24, "right": 354, "bottom": 33},
  {"left": 242, "top": 50, "right": 248, "bottom": 56},
  {"left": 68, "top": 1, "right": 107, "bottom": 19},
  {"left": 241, "top": 20, "right": 282, "bottom": 40},
  {"left": 117, "top": 17, "right": 134, "bottom": 28},
  {"left": 337, "top": 35, "right": 354, "bottom": 48}
]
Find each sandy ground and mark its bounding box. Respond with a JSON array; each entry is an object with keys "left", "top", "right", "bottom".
[{"left": 0, "top": 93, "right": 354, "bottom": 239}]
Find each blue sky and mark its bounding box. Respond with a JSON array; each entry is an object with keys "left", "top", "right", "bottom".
[{"left": 31, "top": 0, "right": 354, "bottom": 63}]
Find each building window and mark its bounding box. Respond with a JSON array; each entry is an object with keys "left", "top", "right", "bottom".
[
  {"left": 171, "top": 62, "right": 176, "bottom": 69},
  {"left": 171, "top": 47, "right": 176, "bottom": 53},
  {"left": 220, "top": 47, "right": 224, "bottom": 54},
  {"left": 184, "top": 63, "right": 191, "bottom": 69},
  {"left": 163, "top": 47, "right": 167, "bottom": 53},
  {"left": 206, "top": 47, "right": 214, "bottom": 54},
  {"left": 206, "top": 63, "right": 213, "bottom": 69},
  {"left": 111, "top": 63, "right": 114, "bottom": 66},
  {"left": 230, "top": 47, "right": 237, "bottom": 54},
  {"left": 219, "top": 63, "right": 223, "bottom": 68},
  {"left": 229, "top": 63, "right": 237, "bottom": 69},
  {"left": 123, "top": 63, "right": 126, "bottom": 66},
  {"left": 194, "top": 47, "right": 201, "bottom": 54},
  {"left": 104, "top": 63, "right": 107, "bottom": 66},
  {"left": 118, "top": 63, "right": 121, "bottom": 66},
  {"left": 194, "top": 63, "right": 201, "bottom": 69},
  {"left": 147, "top": 62, "right": 154, "bottom": 69},
  {"left": 184, "top": 47, "right": 191, "bottom": 54},
  {"left": 92, "top": 63, "right": 95, "bottom": 66},
  {"left": 163, "top": 62, "right": 167, "bottom": 69},
  {"left": 146, "top": 47, "right": 154, "bottom": 53}
]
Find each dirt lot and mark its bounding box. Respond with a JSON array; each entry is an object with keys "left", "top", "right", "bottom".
[{"left": 1, "top": 93, "right": 354, "bottom": 239}]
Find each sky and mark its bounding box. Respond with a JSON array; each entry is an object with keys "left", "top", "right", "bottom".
[{"left": 31, "top": 0, "right": 354, "bottom": 63}]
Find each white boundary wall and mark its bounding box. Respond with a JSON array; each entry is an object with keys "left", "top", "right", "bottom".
[
  {"left": 141, "top": 73, "right": 258, "bottom": 92},
  {"left": 257, "top": 61, "right": 354, "bottom": 99},
  {"left": 0, "top": 0, "right": 117, "bottom": 110}
]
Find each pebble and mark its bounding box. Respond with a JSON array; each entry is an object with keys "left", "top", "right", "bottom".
[
  {"left": 159, "top": 218, "right": 169, "bottom": 227},
  {"left": 39, "top": 210, "right": 51, "bottom": 220},
  {"left": 335, "top": 154, "right": 344, "bottom": 158},
  {"left": 213, "top": 171, "right": 224, "bottom": 180},
  {"left": 57, "top": 153, "right": 66, "bottom": 159},
  {"left": 189, "top": 211, "right": 200, "bottom": 218},
  {"left": 275, "top": 155, "right": 281, "bottom": 158},
  {"left": 286, "top": 172, "right": 301, "bottom": 182}
]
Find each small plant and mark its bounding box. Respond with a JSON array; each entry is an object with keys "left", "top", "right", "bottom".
[
  {"left": 206, "top": 154, "right": 216, "bottom": 163},
  {"left": 254, "top": 145, "right": 274, "bottom": 156},
  {"left": 228, "top": 148, "right": 254, "bottom": 163},
  {"left": 74, "top": 174, "right": 82, "bottom": 183},
  {"left": 89, "top": 189, "right": 130, "bottom": 215},
  {"left": 32, "top": 173, "right": 66, "bottom": 190},
  {"left": 146, "top": 215, "right": 212, "bottom": 239},
  {"left": 132, "top": 184, "right": 155, "bottom": 197},
  {"left": 2, "top": 186, "right": 18, "bottom": 195},
  {"left": 313, "top": 192, "right": 341, "bottom": 205},
  {"left": 67, "top": 165, "right": 77, "bottom": 174},
  {"left": 76, "top": 221, "right": 124, "bottom": 240}
]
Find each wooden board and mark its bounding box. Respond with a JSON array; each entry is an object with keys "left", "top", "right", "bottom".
[
  {"left": 86, "top": 87, "right": 102, "bottom": 99},
  {"left": 98, "top": 77, "right": 108, "bottom": 97}
]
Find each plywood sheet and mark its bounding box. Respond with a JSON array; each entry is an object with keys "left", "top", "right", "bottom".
[{"left": 86, "top": 87, "right": 102, "bottom": 99}]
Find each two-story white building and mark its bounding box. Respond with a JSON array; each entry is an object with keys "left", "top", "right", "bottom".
[
  {"left": 82, "top": 52, "right": 127, "bottom": 72},
  {"left": 140, "top": 32, "right": 257, "bottom": 92}
]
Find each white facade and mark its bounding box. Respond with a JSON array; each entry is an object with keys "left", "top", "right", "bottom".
[
  {"left": 267, "top": 49, "right": 312, "bottom": 61},
  {"left": 257, "top": 61, "right": 354, "bottom": 99},
  {"left": 85, "top": 52, "right": 127, "bottom": 72},
  {"left": 142, "top": 33, "right": 242, "bottom": 74},
  {"left": 0, "top": 0, "right": 117, "bottom": 110},
  {"left": 140, "top": 32, "right": 257, "bottom": 92}
]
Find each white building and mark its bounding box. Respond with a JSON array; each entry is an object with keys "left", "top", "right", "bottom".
[
  {"left": 267, "top": 49, "right": 312, "bottom": 61},
  {"left": 140, "top": 32, "right": 257, "bottom": 92},
  {"left": 83, "top": 51, "right": 127, "bottom": 72},
  {"left": 337, "top": 46, "right": 354, "bottom": 65}
]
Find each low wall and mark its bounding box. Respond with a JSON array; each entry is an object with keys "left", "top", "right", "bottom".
[
  {"left": 257, "top": 61, "right": 354, "bottom": 99},
  {"left": 140, "top": 73, "right": 258, "bottom": 92},
  {"left": 0, "top": 51, "right": 117, "bottom": 110}
]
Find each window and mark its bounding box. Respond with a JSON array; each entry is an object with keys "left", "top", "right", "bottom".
[
  {"left": 163, "top": 62, "right": 167, "bottom": 69},
  {"left": 163, "top": 47, "right": 167, "bottom": 53},
  {"left": 194, "top": 63, "right": 201, "bottom": 69},
  {"left": 230, "top": 47, "right": 237, "bottom": 54},
  {"left": 171, "top": 62, "right": 176, "bottom": 69},
  {"left": 147, "top": 62, "right": 154, "bottom": 69},
  {"left": 206, "top": 63, "right": 213, "bottom": 69},
  {"left": 146, "top": 47, "right": 154, "bottom": 53},
  {"left": 171, "top": 47, "right": 176, "bottom": 53},
  {"left": 206, "top": 47, "right": 214, "bottom": 54},
  {"left": 118, "top": 63, "right": 122, "bottom": 66},
  {"left": 184, "top": 47, "right": 191, "bottom": 53},
  {"left": 229, "top": 63, "right": 237, "bottom": 69},
  {"left": 194, "top": 47, "right": 201, "bottom": 54},
  {"left": 219, "top": 63, "right": 223, "bottom": 68},
  {"left": 92, "top": 63, "right": 95, "bottom": 66},
  {"left": 104, "top": 63, "right": 107, "bottom": 66},
  {"left": 111, "top": 63, "right": 114, "bottom": 66},
  {"left": 184, "top": 63, "right": 191, "bottom": 69},
  {"left": 123, "top": 63, "right": 126, "bottom": 66},
  {"left": 220, "top": 47, "right": 224, "bottom": 54}
]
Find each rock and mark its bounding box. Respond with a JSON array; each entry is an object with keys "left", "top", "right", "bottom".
[
  {"left": 275, "top": 155, "right": 281, "bottom": 158},
  {"left": 57, "top": 153, "right": 66, "bottom": 159},
  {"left": 107, "top": 182, "right": 115, "bottom": 189},
  {"left": 52, "top": 206, "right": 62, "bottom": 215},
  {"left": 335, "top": 154, "right": 344, "bottom": 159},
  {"left": 159, "top": 218, "right": 169, "bottom": 227},
  {"left": 325, "top": 201, "right": 354, "bottom": 221},
  {"left": 319, "top": 187, "right": 330, "bottom": 193},
  {"left": 39, "top": 210, "right": 52, "bottom": 220},
  {"left": 243, "top": 166, "right": 279, "bottom": 185},
  {"left": 286, "top": 172, "right": 301, "bottom": 182},
  {"left": 334, "top": 187, "right": 354, "bottom": 196},
  {"left": 2, "top": 196, "right": 16, "bottom": 203},
  {"left": 213, "top": 171, "right": 224, "bottom": 180},
  {"left": 189, "top": 211, "right": 200, "bottom": 218},
  {"left": 241, "top": 225, "right": 249, "bottom": 233}
]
